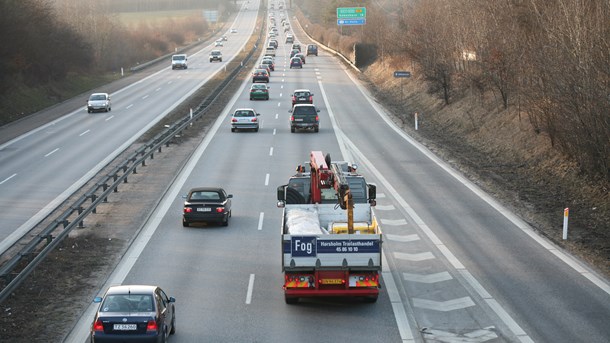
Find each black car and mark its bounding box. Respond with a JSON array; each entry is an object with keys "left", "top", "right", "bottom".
[
  {"left": 182, "top": 187, "right": 232, "bottom": 226},
  {"left": 289, "top": 104, "right": 320, "bottom": 133},
  {"left": 252, "top": 69, "right": 270, "bottom": 83},
  {"left": 91, "top": 285, "right": 176, "bottom": 343}
]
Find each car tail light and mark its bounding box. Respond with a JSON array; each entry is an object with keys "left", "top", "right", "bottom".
[
  {"left": 184, "top": 207, "right": 192, "bottom": 213},
  {"left": 290, "top": 115, "right": 295, "bottom": 122},
  {"left": 231, "top": 118, "right": 238, "bottom": 122},
  {"left": 146, "top": 320, "right": 158, "bottom": 332},
  {"left": 251, "top": 117, "right": 258, "bottom": 122},
  {"left": 315, "top": 115, "right": 319, "bottom": 121},
  {"left": 93, "top": 319, "right": 104, "bottom": 332},
  {"left": 216, "top": 207, "right": 224, "bottom": 213},
  {"left": 309, "top": 96, "right": 313, "bottom": 103}
]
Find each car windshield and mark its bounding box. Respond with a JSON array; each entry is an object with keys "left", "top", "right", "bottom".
[
  {"left": 233, "top": 110, "right": 255, "bottom": 118},
  {"left": 89, "top": 94, "right": 106, "bottom": 101},
  {"left": 172, "top": 56, "right": 185, "bottom": 61},
  {"left": 101, "top": 294, "right": 153, "bottom": 312},
  {"left": 211, "top": 51, "right": 221, "bottom": 55},
  {"left": 190, "top": 191, "right": 223, "bottom": 200}
]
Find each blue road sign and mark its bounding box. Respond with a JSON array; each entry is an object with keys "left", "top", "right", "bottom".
[
  {"left": 337, "top": 18, "right": 366, "bottom": 26},
  {"left": 394, "top": 71, "right": 411, "bottom": 78}
]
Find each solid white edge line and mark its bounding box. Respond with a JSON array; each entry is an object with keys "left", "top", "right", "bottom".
[{"left": 246, "top": 274, "right": 255, "bottom": 304}]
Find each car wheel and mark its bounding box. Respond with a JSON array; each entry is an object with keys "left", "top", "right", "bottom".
[
  {"left": 219, "top": 59, "right": 222, "bottom": 62},
  {"left": 314, "top": 127, "right": 319, "bottom": 133},
  {"left": 266, "top": 96, "right": 269, "bottom": 100},
  {"left": 291, "top": 127, "right": 295, "bottom": 133},
  {"left": 108, "top": 107, "right": 111, "bottom": 112},
  {"left": 170, "top": 313, "right": 176, "bottom": 334},
  {"left": 87, "top": 109, "right": 91, "bottom": 113},
  {"left": 255, "top": 127, "right": 259, "bottom": 132},
  {"left": 222, "top": 216, "right": 229, "bottom": 226},
  {"left": 231, "top": 128, "right": 236, "bottom": 132},
  {"left": 250, "top": 97, "right": 253, "bottom": 100},
  {"left": 105, "top": 107, "right": 109, "bottom": 112},
  {"left": 182, "top": 220, "right": 189, "bottom": 227}
]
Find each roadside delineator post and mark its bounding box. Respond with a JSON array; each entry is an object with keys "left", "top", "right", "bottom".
[
  {"left": 414, "top": 112, "right": 419, "bottom": 130},
  {"left": 562, "top": 208, "right": 569, "bottom": 240}
]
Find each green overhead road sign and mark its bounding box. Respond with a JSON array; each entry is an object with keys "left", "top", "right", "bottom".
[{"left": 337, "top": 7, "right": 366, "bottom": 19}]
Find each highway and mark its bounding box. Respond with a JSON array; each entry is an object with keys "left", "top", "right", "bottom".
[
  {"left": 0, "top": 2, "right": 256, "bottom": 255},
  {"left": 5, "top": 1, "right": 610, "bottom": 342}
]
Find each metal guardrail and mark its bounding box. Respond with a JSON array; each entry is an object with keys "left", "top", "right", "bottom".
[{"left": 0, "top": 14, "right": 265, "bottom": 304}]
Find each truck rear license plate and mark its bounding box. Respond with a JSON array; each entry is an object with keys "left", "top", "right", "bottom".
[
  {"left": 320, "top": 279, "right": 342, "bottom": 285},
  {"left": 113, "top": 324, "right": 137, "bottom": 331},
  {"left": 197, "top": 208, "right": 211, "bottom": 212}
]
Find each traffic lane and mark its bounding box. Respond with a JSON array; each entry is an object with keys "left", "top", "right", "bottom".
[{"left": 319, "top": 57, "right": 610, "bottom": 341}]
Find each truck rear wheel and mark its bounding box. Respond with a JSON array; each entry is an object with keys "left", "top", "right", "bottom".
[{"left": 285, "top": 295, "right": 299, "bottom": 304}]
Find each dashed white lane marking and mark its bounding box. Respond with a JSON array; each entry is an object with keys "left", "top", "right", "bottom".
[
  {"left": 279, "top": 92, "right": 282, "bottom": 97},
  {"left": 105, "top": 115, "right": 114, "bottom": 121},
  {"left": 79, "top": 130, "right": 90, "bottom": 137},
  {"left": 265, "top": 173, "right": 269, "bottom": 186},
  {"left": 45, "top": 148, "right": 59, "bottom": 157},
  {"left": 394, "top": 251, "right": 435, "bottom": 262},
  {"left": 142, "top": 95, "right": 149, "bottom": 99},
  {"left": 403, "top": 272, "right": 453, "bottom": 283},
  {"left": 246, "top": 274, "right": 255, "bottom": 304},
  {"left": 155, "top": 87, "right": 161, "bottom": 92},
  {"left": 126, "top": 104, "right": 133, "bottom": 109},
  {"left": 375, "top": 204, "right": 395, "bottom": 211},
  {"left": 277, "top": 102, "right": 281, "bottom": 107},
  {"left": 413, "top": 296, "right": 475, "bottom": 311},
  {"left": 273, "top": 129, "right": 277, "bottom": 135},
  {"left": 258, "top": 212, "right": 264, "bottom": 231},
  {"left": 275, "top": 113, "right": 279, "bottom": 119},
  {"left": 269, "top": 147, "right": 273, "bottom": 156},
  {"left": 0, "top": 173, "right": 17, "bottom": 185}
]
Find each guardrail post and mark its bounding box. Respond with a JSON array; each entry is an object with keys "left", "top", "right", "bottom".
[
  {"left": 91, "top": 194, "right": 97, "bottom": 214},
  {"left": 133, "top": 166, "right": 137, "bottom": 174},
  {"left": 78, "top": 206, "right": 85, "bottom": 228}
]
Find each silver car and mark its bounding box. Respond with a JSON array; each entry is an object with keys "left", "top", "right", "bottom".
[
  {"left": 230, "top": 108, "right": 260, "bottom": 132},
  {"left": 87, "top": 93, "right": 111, "bottom": 113}
]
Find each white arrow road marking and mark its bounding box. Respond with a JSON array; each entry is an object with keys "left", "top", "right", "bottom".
[
  {"left": 413, "top": 297, "right": 475, "bottom": 311},
  {"left": 375, "top": 204, "right": 395, "bottom": 211},
  {"left": 382, "top": 218, "right": 408, "bottom": 226},
  {"left": 394, "top": 251, "right": 435, "bottom": 261},
  {"left": 421, "top": 326, "right": 498, "bottom": 342},
  {"left": 385, "top": 233, "right": 420, "bottom": 242},
  {"left": 403, "top": 272, "right": 453, "bottom": 283}
]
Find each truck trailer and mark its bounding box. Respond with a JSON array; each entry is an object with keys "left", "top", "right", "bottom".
[{"left": 277, "top": 151, "right": 382, "bottom": 304}]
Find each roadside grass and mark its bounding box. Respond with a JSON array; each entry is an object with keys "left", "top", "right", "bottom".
[{"left": 0, "top": 73, "right": 120, "bottom": 126}]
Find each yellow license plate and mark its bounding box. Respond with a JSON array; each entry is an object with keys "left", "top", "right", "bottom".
[{"left": 320, "top": 279, "right": 343, "bottom": 285}]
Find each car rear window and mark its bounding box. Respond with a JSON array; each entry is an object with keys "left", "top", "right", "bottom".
[
  {"left": 102, "top": 294, "right": 153, "bottom": 312},
  {"left": 294, "top": 106, "right": 316, "bottom": 115},
  {"left": 233, "top": 110, "right": 255, "bottom": 118},
  {"left": 295, "top": 92, "right": 310, "bottom": 97},
  {"left": 190, "top": 191, "right": 222, "bottom": 200}
]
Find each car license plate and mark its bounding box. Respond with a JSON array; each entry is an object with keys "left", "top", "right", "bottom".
[
  {"left": 294, "top": 118, "right": 303, "bottom": 122},
  {"left": 299, "top": 97, "right": 306, "bottom": 101},
  {"left": 113, "top": 324, "right": 137, "bottom": 331},
  {"left": 197, "top": 207, "right": 211, "bottom": 212},
  {"left": 320, "top": 279, "right": 343, "bottom": 285}
]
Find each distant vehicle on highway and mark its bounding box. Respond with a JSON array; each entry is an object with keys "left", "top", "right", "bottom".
[
  {"left": 261, "top": 58, "right": 275, "bottom": 71},
  {"left": 295, "top": 52, "right": 306, "bottom": 64},
  {"left": 214, "top": 39, "right": 224, "bottom": 47},
  {"left": 286, "top": 34, "right": 294, "bottom": 44},
  {"left": 289, "top": 57, "right": 303, "bottom": 69},
  {"left": 209, "top": 50, "right": 223, "bottom": 62},
  {"left": 230, "top": 28, "right": 237, "bottom": 33},
  {"left": 307, "top": 44, "right": 318, "bottom": 56},
  {"left": 252, "top": 69, "right": 270, "bottom": 83},
  {"left": 90, "top": 285, "right": 176, "bottom": 342},
  {"left": 289, "top": 104, "right": 320, "bottom": 133},
  {"left": 292, "top": 89, "right": 313, "bottom": 106},
  {"left": 183, "top": 187, "right": 233, "bottom": 226},
  {"left": 171, "top": 54, "right": 188, "bottom": 69},
  {"left": 250, "top": 83, "right": 270, "bottom": 100},
  {"left": 87, "top": 93, "right": 111, "bottom": 113}
]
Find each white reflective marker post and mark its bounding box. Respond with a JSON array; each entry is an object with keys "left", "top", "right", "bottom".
[
  {"left": 414, "top": 112, "right": 419, "bottom": 131},
  {"left": 563, "top": 207, "right": 569, "bottom": 240}
]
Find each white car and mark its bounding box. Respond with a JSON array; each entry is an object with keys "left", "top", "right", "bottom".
[
  {"left": 215, "top": 39, "right": 224, "bottom": 47},
  {"left": 230, "top": 28, "right": 237, "bottom": 33},
  {"left": 87, "top": 93, "right": 111, "bottom": 113}
]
